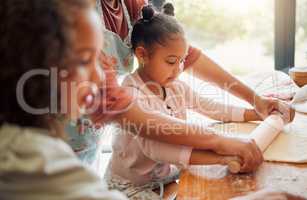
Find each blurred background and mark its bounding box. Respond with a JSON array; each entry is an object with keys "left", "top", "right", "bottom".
[{"left": 151, "top": 0, "right": 307, "bottom": 75}]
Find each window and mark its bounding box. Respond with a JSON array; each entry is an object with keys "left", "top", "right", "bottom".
[
  {"left": 296, "top": 0, "right": 307, "bottom": 67},
  {"left": 171, "top": 0, "right": 274, "bottom": 75}
]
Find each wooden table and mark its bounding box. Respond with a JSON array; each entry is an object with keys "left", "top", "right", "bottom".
[
  {"left": 177, "top": 162, "right": 307, "bottom": 200},
  {"left": 178, "top": 112, "right": 307, "bottom": 199}
]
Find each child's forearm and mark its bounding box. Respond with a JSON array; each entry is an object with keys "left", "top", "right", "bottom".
[
  {"left": 115, "top": 102, "right": 223, "bottom": 150},
  {"left": 190, "top": 149, "right": 226, "bottom": 165},
  {"left": 244, "top": 109, "right": 262, "bottom": 121}
]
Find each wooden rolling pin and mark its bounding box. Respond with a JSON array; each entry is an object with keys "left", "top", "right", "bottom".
[{"left": 227, "top": 114, "right": 285, "bottom": 173}]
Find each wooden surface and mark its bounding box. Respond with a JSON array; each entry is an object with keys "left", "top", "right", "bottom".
[
  {"left": 178, "top": 112, "right": 307, "bottom": 200},
  {"left": 177, "top": 162, "right": 307, "bottom": 200}
]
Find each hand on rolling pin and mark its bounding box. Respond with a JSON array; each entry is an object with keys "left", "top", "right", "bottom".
[
  {"left": 253, "top": 96, "right": 295, "bottom": 123},
  {"left": 212, "top": 136, "right": 263, "bottom": 173},
  {"left": 226, "top": 114, "right": 285, "bottom": 174}
]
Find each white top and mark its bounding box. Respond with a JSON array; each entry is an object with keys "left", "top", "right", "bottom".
[{"left": 108, "top": 71, "right": 246, "bottom": 185}]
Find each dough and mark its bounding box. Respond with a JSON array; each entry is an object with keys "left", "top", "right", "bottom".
[
  {"left": 264, "top": 131, "right": 307, "bottom": 163},
  {"left": 211, "top": 118, "right": 307, "bottom": 163}
]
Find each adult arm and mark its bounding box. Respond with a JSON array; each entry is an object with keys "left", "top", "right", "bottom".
[{"left": 185, "top": 52, "right": 295, "bottom": 123}]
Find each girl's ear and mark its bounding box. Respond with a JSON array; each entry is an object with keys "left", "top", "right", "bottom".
[{"left": 135, "top": 46, "right": 148, "bottom": 63}]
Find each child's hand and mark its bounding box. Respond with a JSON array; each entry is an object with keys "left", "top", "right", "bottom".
[{"left": 214, "top": 137, "right": 263, "bottom": 173}]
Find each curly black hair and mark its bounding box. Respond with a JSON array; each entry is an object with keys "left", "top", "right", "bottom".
[{"left": 0, "top": 0, "right": 94, "bottom": 130}]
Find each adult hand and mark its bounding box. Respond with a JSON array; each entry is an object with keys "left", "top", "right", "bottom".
[{"left": 254, "top": 96, "right": 295, "bottom": 123}]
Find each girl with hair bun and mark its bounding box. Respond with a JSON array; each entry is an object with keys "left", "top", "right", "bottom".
[
  {"left": 66, "top": 0, "right": 292, "bottom": 179},
  {"left": 62, "top": 0, "right": 264, "bottom": 179},
  {"left": 105, "top": 5, "right": 262, "bottom": 199}
]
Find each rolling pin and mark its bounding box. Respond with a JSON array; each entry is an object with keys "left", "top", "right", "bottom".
[{"left": 227, "top": 114, "right": 285, "bottom": 173}]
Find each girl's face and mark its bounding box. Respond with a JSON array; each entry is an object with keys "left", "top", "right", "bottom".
[
  {"left": 141, "top": 34, "right": 188, "bottom": 86},
  {"left": 61, "top": 8, "right": 103, "bottom": 121}
]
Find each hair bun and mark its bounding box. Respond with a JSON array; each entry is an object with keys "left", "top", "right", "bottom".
[
  {"left": 162, "top": 2, "right": 175, "bottom": 16},
  {"left": 142, "top": 5, "right": 155, "bottom": 21}
]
